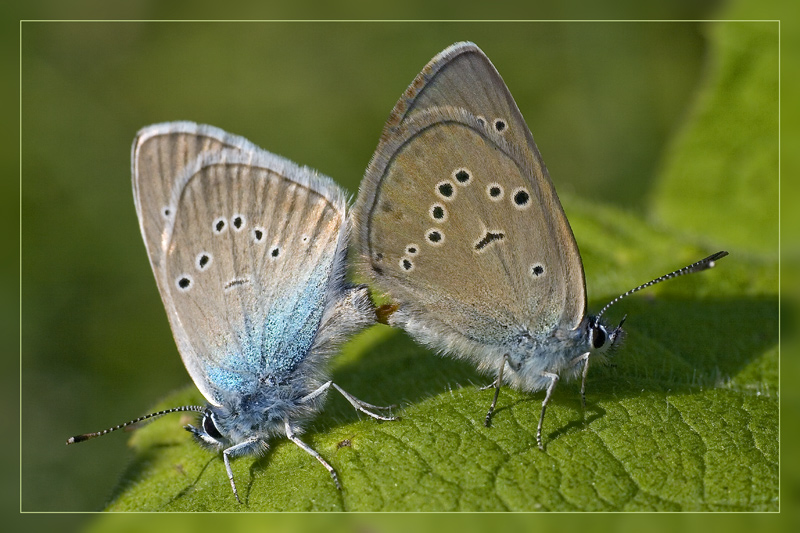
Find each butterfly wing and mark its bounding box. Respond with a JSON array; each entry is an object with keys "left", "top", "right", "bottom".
[
  {"left": 382, "top": 42, "right": 533, "bottom": 156},
  {"left": 138, "top": 142, "right": 348, "bottom": 406},
  {"left": 132, "top": 122, "right": 261, "bottom": 297},
  {"left": 354, "top": 43, "right": 586, "bottom": 360}
]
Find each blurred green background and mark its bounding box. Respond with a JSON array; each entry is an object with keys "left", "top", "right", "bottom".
[{"left": 19, "top": 14, "right": 780, "bottom": 517}]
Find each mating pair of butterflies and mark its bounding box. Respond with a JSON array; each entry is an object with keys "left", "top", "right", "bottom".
[{"left": 69, "top": 42, "right": 726, "bottom": 502}]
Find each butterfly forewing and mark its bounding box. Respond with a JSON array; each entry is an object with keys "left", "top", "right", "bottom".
[
  {"left": 385, "top": 42, "right": 533, "bottom": 164},
  {"left": 360, "top": 107, "right": 583, "bottom": 343},
  {"left": 357, "top": 42, "right": 586, "bottom": 341},
  {"left": 162, "top": 149, "right": 345, "bottom": 405},
  {"left": 132, "top": 122, "right": 260, "bottom": 295}
]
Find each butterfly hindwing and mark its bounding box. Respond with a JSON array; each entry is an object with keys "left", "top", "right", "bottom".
[{"left": 161, "top": 148, "right": 347, "bottom": 405}]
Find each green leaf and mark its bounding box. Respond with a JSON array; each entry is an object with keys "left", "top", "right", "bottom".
[
  {"left": 651, "top": 21, "right": 778, "bottom": 257},
  {"left": 103, "top": 20, "right": 778, "bottom": 513},
  {"left": 103, "top": 196, "right": 777, "bottom": 511}
]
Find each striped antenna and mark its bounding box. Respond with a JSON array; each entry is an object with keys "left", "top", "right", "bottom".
[
  {"left": 595, "top": 251, "right": 728, "bottom": 321},
  {"left": 66, "top": 405, "right": 205, "bottom": 444}
]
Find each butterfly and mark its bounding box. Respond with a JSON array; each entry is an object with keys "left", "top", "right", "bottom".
[
  {"left": 353, "top": 42, "right": 726, "bottom": 448},
  {"left": 68, "top": 122, "right": 395, "bottom": 502}
]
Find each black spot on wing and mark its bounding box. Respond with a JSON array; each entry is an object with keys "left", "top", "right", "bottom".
[
  {"left": 224, "top": 278, "right": 250, "bottom": 290},
  {"left": 475, "top": 231, "right": 505, "bottom": 251}
]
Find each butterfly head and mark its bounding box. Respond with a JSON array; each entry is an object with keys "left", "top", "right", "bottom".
[
  {"left": 185, "top": 409, "right": 229, "bottom": 451},
  {"left": 587, "top": 314, "right": 626, "bottom": 359},
  {"left": 185, "top": 388, "right": 318, "bottom": 452},
  {"left": 185, "top": 406, "right": 277, "bottom": 456}
]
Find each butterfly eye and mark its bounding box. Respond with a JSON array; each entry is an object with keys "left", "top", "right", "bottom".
[
  {"left": 591, "top": 325, "right": 607, "bottom": 350},
  {"left": 202, "top": 413, "right": 223, "bottom": 440}
]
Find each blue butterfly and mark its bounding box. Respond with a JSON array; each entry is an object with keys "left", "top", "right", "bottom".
[{"left": 68, "top": 122, "right": 395, "bottom": 502}]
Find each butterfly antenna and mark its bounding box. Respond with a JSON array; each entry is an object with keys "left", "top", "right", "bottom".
[
  {"left": 67, "top": 405, "right": 205, "bottom": 444},
  {"left": 595, "top": 251, "right": 728, "bottom": 322}
]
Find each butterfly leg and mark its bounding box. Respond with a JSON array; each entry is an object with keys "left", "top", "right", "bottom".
[
  {"left": 299, "top": 381, "right": 397, "bottom": 421},
  {"left": 299, "top": 381, "right": 331, "bottom": 403},
  {"left": 222, "top": 438, "right": 261, "bottom": 504},
  {"left": 537, "top": 372, "right": 560, "bottom": 450},
  {"left": 569, "top": 352, "right": 590, "bottom": 408},
  {"left": 285, "top": 421, "right": 341, "bottom": 490},
  {"left": 332, "top": 383, "right": 398, "bottom": 421},
  {"left": 483, "top": 354, "right": 512, "bottom": 427}
]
